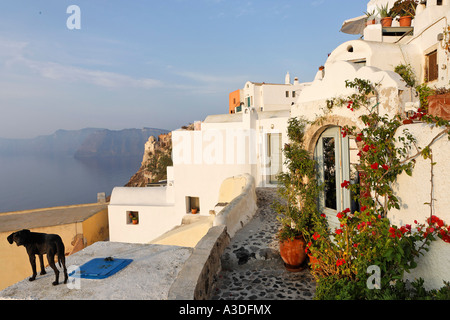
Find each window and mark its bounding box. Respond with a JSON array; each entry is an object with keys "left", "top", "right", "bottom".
[
  {"left": 285, "top": 91, "right": 289, "bottom": 98},
  {"left": 127, "top": 211, "right": 139, "bottom": 225},
  {"left": 437, "top": 0, "right": 442, "bottom": 5},
  {"left": 425, "top": 50, "right": 438, "bottom": 82},
  {"left": 186, "top": 196, "right": 200, "bottom": 214},
  {"left": 292, "top": 91, "right": 296, "bottom": 98}
]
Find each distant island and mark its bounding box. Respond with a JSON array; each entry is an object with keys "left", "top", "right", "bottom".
[{"left": 0, "top": 127, "right": 170, "bottom": 158}]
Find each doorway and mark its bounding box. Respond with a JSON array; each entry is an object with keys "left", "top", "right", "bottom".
[{"left": 314, "top": 126, "right": 350, "bottom": 227}]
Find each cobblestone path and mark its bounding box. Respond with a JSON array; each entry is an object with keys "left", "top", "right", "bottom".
[{"left": 210, "top": 188, "right": 316, "bottom": 300}]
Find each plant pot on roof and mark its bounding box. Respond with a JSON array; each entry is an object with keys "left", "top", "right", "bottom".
[
  {"left": 364, "top": 9, "right": 376, "bottom": 25},
  {"left": 427, "top": 88, "right": 450, "bottom": 121},
  {"left": 390, "top": 0, "right": 418, "bottom": 27},
  {"left": 378, "top": 3, "right": 394, "bottom": 27}
]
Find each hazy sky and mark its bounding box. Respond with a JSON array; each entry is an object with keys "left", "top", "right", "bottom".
[{"left": 0, "top": 0, "right": 365, "bottom": 139}]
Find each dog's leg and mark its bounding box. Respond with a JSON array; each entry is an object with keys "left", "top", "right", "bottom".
[
  {"left": 28, "top": 254, "right": 37, "bottom": 282},
  {"left": 47, "top": 253, "right": 60, "bottom": 286},
  {"left": 60, "top": 255, "right": 68, "bottom": 284},
  {"left": 38, "top": 254, "right": 46, "bottom": 275}
]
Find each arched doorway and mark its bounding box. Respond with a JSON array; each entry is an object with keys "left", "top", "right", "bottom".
[{"left": 314, "top": 126, "right": 353, "bottom": 228}]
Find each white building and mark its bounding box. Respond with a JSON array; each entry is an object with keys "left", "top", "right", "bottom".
[
  {"left": 109, "top": 74, "right": 305, "bottom": 244},
  {"left": 109, "top": 0, "right": 450, "bottom": 290}
]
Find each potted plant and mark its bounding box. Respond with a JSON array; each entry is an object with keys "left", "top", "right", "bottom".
[
  {"left": 390, "top": 0, "right": 418, "bottom": 27},
  {"left": 364, "top": 9, "right": 376, "bottom": 25},
  {"left": 191, "top": 207, "right": 198, "bottom": 214},
  {"left": 427, "top": 87, "right": 450, "bottom": 120},
  {"left": 378, "top": 3, "right": 394, "bottom": 27},
  {"left": 274, "top": 117, "right": 324, "bottom": 272}
]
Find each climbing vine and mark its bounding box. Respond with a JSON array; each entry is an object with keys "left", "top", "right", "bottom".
[{"left": 299, "top": 78, "right": 450, "bottom": 299}]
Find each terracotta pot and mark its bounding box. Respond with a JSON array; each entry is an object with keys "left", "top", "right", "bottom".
[
  {"left": 403, "top": 118, "right": 413, "bottom": 124},
  {"left": 191, "top": 208, "right": 198, "bottom": 214},
  {"left": 279, "top": 236, "right": 307, "bottom": 272},
  {"left": 132, "top": 219, "right": 138, "bottom": 224},
  {"left": 381, "top": 17, "right": 393, "bottom": 27},
  {"left": 366, "top": 19, "right": 376, "bottom": 26},
  {"left": 428, "top": 93, "right": 450, "bottom": 121},
  {"left": 399, "top": 16, "right": 412, "bottom": 27}
]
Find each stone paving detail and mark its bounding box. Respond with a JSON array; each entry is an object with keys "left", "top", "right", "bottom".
[{"left": 210, "top": 188, "right": 316, "bottom": 300}]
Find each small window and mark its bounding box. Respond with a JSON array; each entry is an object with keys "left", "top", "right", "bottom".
[
  {"left": 425, "top": 50, "right": 438, "bottom": 82},
  {"left": 437, "top": 0, "right": 442, "bottom": 5},
  {"left": 127, "top": 211, "right": 139, "bottom": 225},
  {"left": 285, "top": 91, "right": 289, "bottom": 98},
  {"left": 292, "top": 91, "right": 296, "bottom": 98},
  {"left": 186, "top": 196, "right": 200, "bottom": 214}
]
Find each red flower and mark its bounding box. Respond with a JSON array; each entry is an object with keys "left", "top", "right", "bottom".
[
  {"left": 341, "top": 180, "right": 350, "bottom": 188},
  {"left": 382, "top": 164, "right": 389, "bottom": 170},
  {"left": 363, "top": 145, "right": 370, "bottom": 152},
  {"left": 337, "top": 212, "right": 345, "bottom": 219},
  {"left": 360, "top": 205, "right": 367, "bottom": 212},
  {"left": 335, "top": 228, "right": 343, "bottom": 235},
  {"left": 336, "top": 258, "right": 346, "bottom": 267},
  {"left": 312, "top": 232, "right": 321, "bottom": 240},
  {"left": 371, "top": 162, "right": 379, "bottom": 170},
  {"left": 356, "top": 133, "right": 363, "bottom": 142}
]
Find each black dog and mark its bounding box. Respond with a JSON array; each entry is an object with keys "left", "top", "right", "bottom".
[{"left": 7, "top": 229, "right": 68, "bottom": 286}]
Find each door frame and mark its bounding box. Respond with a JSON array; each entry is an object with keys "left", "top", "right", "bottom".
[{"left": 314, "top": 126, "right": 350, "bottom": 227}]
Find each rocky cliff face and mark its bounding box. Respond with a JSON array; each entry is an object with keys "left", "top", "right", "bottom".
[{"left": 125, "top": 132, "right": 173, "bottom": 187}]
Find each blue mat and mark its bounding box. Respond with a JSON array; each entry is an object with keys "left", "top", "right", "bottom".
[{"left": 69, "top": 257, "right": 133, "bottom": 279}]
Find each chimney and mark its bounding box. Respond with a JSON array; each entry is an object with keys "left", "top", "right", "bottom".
[
  {"left": 285, "top": 71, "right": 291, "bottom": 84},
  {"left": 294, "top": 77, "right": 299, "bottom": 85}
]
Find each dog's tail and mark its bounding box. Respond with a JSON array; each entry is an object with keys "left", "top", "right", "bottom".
[{"left": 56, "top": 237, "right": 65, "bottom": 267}]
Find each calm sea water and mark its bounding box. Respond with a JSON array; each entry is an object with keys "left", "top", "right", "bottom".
[{"left": 0, "top": 154, "right": 142, "bottom": 212}]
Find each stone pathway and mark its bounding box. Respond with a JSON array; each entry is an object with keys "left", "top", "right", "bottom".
[{"left": 210, "top": 188, "right": 316, "bottom": 300}]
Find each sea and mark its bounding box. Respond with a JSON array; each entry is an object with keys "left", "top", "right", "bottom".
[{"left": 0, "top": 154, "right": 142, "bottom": 213}]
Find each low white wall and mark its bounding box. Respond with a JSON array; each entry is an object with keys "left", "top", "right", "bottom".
[{"left": 213, "top": 173, "right": 257, "bottom": 238}]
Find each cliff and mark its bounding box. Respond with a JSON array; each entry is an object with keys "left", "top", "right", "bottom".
[
  {"left": 0, "top": 127, "right": 169, "bottom": 158},
  {"left": 0, "top": 128, "right": 101, "bottom": 157},
  {"left": 125, "top": 132, "right": 173, "bottom": 187},
  {"left": 74, "top": 128, "right": 169, "bottom": 158}
]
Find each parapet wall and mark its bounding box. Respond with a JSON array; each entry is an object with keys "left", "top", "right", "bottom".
[
  {"left": 169, "top": 173, "right": 258, "bottom": 299},
  {"left": 213, "top": 173, "right": 258, "bottom": 238}
]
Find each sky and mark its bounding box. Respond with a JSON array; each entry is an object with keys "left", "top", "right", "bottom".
[{"left": 0, "top": 0, "right": 366, "bottom": 139}]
